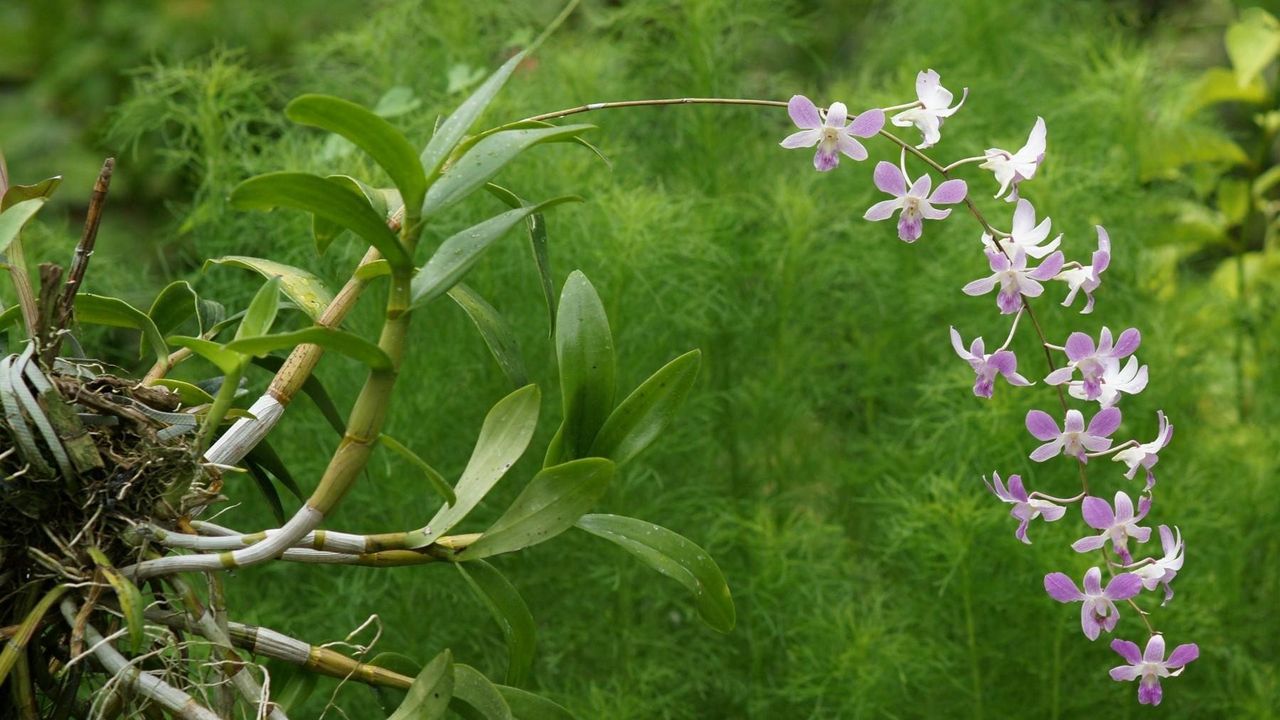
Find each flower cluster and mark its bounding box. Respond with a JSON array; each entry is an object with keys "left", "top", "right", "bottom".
[{"left": 780, "top": 69, "right": 1196, "bottom": 706}]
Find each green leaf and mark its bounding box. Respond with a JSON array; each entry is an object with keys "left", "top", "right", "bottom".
[
  {"left": 230, "top": 172, "right": 411, "bottom": 269},
  {"left": 246, "top": 440, "right": 304, "bottom": 501},
  {"left": 148, "top": 378, "right": 215, "bottom": 406},
  {"left": 410, "top": 385, "right": 541, "bottom": 548},
  {"left": 575, "top": 514, "right": 735, "bottom": 633},
  {"left": 461, "top": 458, "right": 614, "bottom": 560},
  {"left": 243, "top": 455, "right": 287, "bottom": 523},
  {"left": 497, "top": 686, "right": 577, "bottom": 720},
  {"left": 0, "top": 176, "right": 61, "bottom": 211},
  {"left": 456, "top": 561, "right": 535, "bottom": 686},
  {"left": 224, "top": 326, "right": 392, "bottom": 371},
  {"left": 268, "top": 663, "right": 319, "bottom": 713},
  {"left": 421, "top": 125, "right": 594, "bottom": 217},
  {"left": 312, "top": 175, "right": 379, "bottom": 254},
  {"left": 420, "top": 53, "right": 526, "bottom": 179},
  {"left": 363, "top": 651, "right": 421, "bottom": 714},
  {"left": 380, "top": 433, "right": 457, "bottom": 506},
  {"left": 235, "top": 276, "right": 282, "bottom": 341},
  {"left": 166, "top": 335, "right": 242, "bottom": 375},
  {"left": 75, "top": 293, "right": 169, "bottom": 366},
  {"left": 206, "top": 256, "right": 335, "bottom": 322},
  {"left": 412, "top": 197, "right": 580, "bottom": 309},
  {"left": 1256, "top": 164, "right": 1280, "bottom": 198},
  {"left": 1227, "top": 7, "right": 1280, "bottom": 87},
  {"left": 389, "top": 649, "right": 454, "bottom": 720},
  {"left": 450, "top": 664, "right": 513, "bottom": 720},
  {"left": 485, "top": 183, "right": 558, "bottom": 336},
  {"left": 287, "top": 94, "right": 428, "bottom": 212},
  {"left": 250, "top": 355, "right": 346, "bottom": 436},
  {"left": 148, "top": 280, "right": 200, "bottom": 340},
  {"left": 549, "top": 271, "right": 615, "bottom": 464},
  {"left": 590, "top": 349, "right": 701, "bottom": 467},
  {"left": 0, "top": 585, "right": 68, "bottom": 688},
  {"left": 1186, "top": 67, "right": 1268, "bottom": 115},
  {"left": 0, "top": 198, "right": 45, "bottom": 256},
  {"left": 447, "top": 284, "right": 528, "bottom": 389},
  {"left": 1218, "top": 178, "right": 1251, "bottom": 226},
  {"left": 86, "top": 547, "right": 146, "bottom": 653},
  {"left": 356, "top": 259, "right": 392, "bottom": 280}
]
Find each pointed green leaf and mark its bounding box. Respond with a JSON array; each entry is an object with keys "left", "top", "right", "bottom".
[
  {"left": 0, "top": 585, "right": 67, "bottom": 687},
  {"left": 412, "top": 197, "right": 580, "bottom": 309},
  {"left": 380, "top": 433, "right": 457, "bottom": 506},
  {"left": 420, "top": 53, "right": 525, "bottom": 179},
  {"left": 450, "top": 664, "right": 513, "bottom": 720},
  {"left": 167, "top": 335, "right": 242, "bottom": 375},
  {"left": 363, "top": 651, "right": 421, "bottom": 713},
  {"left": 148, "top": 280, "right": 200, "bottom": 340},
  {"left": 224, "top": 326, "right": 392, "bottom": 371},
  {"left": 86, "top": 547, "right": 146, "bottom": 653},
  {"left": 410, "top": 385, "right": 541, "bottom": 548},
  {"left": 576, "top": 514, "right": 735, "bottom": 633},
  {"left": 246, "top": 440, "right": 304, "bottom": 501},
  {"left": 206, "top": 256, "right": 335, "bottom": 322},
  {"left": 148, "top": 378, "right": 215, "bottom": 406},
  {"left": 0, "top": 199, "right": 45, "bottom": 256},
  {"left": 485, "top": 183, "right": 557, "bottom": 336},
  {"left": 75, "top": 293, "right": 169, "bottom": 366},
  {"left": 447, "top": 284, "right": 528, "bottom": 389},
  {"left": 356, "top": 258, "right": 392, "bottom": 280},
  {"left": 549, "top": 271, "right": 615, "bottom": 464},
  {"left": 389, "top": 649, "right": 454, "bottom": 720},
  {"left": 1227, "top": 8, "right": 1280, "bottom": 87},
  {"left": 461, "top": 458, "right": 613, "bottom": 560},
  {"left": 230, "top": 172, "right": 410, "bottom": 269},
  {"left": 421, "top": 125, "right": 594, "bottom": 217},
  {"left": 243, "top": 455, "right": 287, "bottom": 523},
  {"left": 456, "top": 561, "right": 535, "bottom": 686},
  {"left": 0, "top": 176, "right": 61, "bottom": 211},
  {"left": 234, "top": 276, "right": 282, "bottom": 341},
  {"left": 590, "top": 350, "right": 700, "bottom": 467},
  {"left": 287, "top": 94, "right": 428, "bottom": 212},
  {"left": 268, "top": 663, "right": 319, "bottom": 713},
  {"left": 312, "top": 175, "right": 390, "bottom": 254},
  {"left": 496, "top": 686, "right": 577, "bottom": 720}
]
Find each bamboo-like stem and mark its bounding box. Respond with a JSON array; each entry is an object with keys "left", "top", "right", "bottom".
[
  {"left": 166, "top": 575, "right": 288, "bottom": 720},
  {"left": 126, "top": 243, "right": 416, "bottom": 580},
  {"left": 58, "top": 599, "right": 221, "bottom": 720},
  {"left": 200, "top": 245, "right": 383, "bottom": 466},
  {"left": 145, "top": 610, "right": 415, "bottom": 691}
]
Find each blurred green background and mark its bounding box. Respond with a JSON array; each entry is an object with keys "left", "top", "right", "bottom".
[{"left": 3, "top": 0, "right": 1279, "bottom": 717}]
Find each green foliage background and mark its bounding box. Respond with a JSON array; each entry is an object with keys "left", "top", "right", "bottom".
[{"left": 3, "top": 0, "right": 1279, "bottom": 717}]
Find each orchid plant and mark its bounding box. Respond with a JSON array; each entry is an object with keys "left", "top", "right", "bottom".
[{"left": 0, "top": 4, "right": 1199, "bottom": 713}]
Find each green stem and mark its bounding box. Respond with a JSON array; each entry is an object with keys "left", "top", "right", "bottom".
[{"left": 196, "top": 361, "right": 245, "bottom": 454}]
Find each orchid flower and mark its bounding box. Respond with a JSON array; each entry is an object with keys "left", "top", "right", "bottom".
[
  {"left": 1071, "top": 491, "right": 1152, "bottom": 564},
  {"left": 949, "top": 327, "right": 1031, "bottom": 398},
  {"left": 984, "top": 471, "right": 1065, "bottom": 543},
  {"left": 1056, "top": 225, "right": 1112, "bottom": 314},
  {"left": 1068, "top": 356, "right": 1148, "bottom": 408},
  {"left": 1025, "top": 407, "right": 1120, "bottom": 463},
  {"left": 1109, "top": 635, "right": 1199, "bottom": 706},
  {"left": 981, "top": 199, "right": 1060, "bottom": 259},
  {"left": 979, "top": 117, "right": 1047, "bottom": 202},
  {"left": 890, "top": 69, "right": 967, "bottom": 148},
  {"left": 1043, "top": 567, "right": 1142, "bottom": 640},
  {"left": 962, "top": 248, "right": 1065, "bottom": 314},
  {"left": 780, "top": 95, "right": 885, "bottom": 172},
  {"left": 1043, "top": 327, "right": 1141, "bottom": 401},
  {"left": 1113, "top": 411, "right": 1173, "bottom": 485},
  {"left": 863, "top": 161, "right": 967, "bottom": 242},
  {"left": 1132, "top": 525, "right": 1184, "bottom": 605}
]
